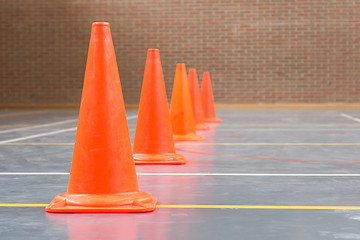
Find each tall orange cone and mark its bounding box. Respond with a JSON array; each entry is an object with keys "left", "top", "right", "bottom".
[
  {"left": 170, "top": 63, "right": 203, "bottom": 141},
  {"left": 133, "top": 49, "right": 185, "bottom": 165},
  {"left": 188, "top": 69, "right": 210, "bottom": 130},
  {"left": 201, "top": 72, "right": 222, "bottom": 123},
  {"left": 46, "top": 22, "right": 156, "bottom": 213}
]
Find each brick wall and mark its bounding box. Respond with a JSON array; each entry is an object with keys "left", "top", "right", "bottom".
[{"left": 0, "top": 0, "right": 359, "bottom": 105}]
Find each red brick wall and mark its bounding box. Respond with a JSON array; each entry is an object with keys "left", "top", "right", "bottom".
[{"left": 0, "top": 0, "right": 359, "bottom": 105}]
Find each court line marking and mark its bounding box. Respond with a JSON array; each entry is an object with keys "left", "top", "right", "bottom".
[
  {"left": 0, "top": 128, "right": 77, "bottom": 144},
  {"left": 0, "top": 110, "right": 49, "bottom": 118},
  {"left": 0, "top": 119, "right": 78, "bottom": 134},
  {"left": 220, "top": 124, "right": 360, "bottom": 127},
  {"left": 214, "top": 128, "right": 360, "bottom": 132},
  {"left": 0, "top": 172, "right": 70, "bottom": 175},
  {"left": 176, "top": 143, "right": 360, "bottom": 146},
  {"left": 3, "top": 142, "right": 360, "bottom": 146},
  {"left": 176, "top": 147, "right": 360, "bottom": 164},
  {"left": 1, "top": 204, "right": 360, "bottom": 210},
  {"left": 2, "top": 128, "right": 360, "bottom": 133},
  {"left": 1, "top": 172, "right": 360, "bottom": 177},
  {"left": 0, "top": 204, "right": 49, "bottom": 207},
  {"left": 139, "top": 173, "right": 360, "bottom": 177},
  {"left": 0, "top": 115, "right": 137, "bottom": 144},
  {"left": 156, "top": 204, "right": 360, "bottom": 210},
  {"left": 0, "top": 143, "right": 74, "bottom": 145},
  {"left": 156, "top": 205, "right": 360, "bottom": 210},
  {"left": 341, "top": 113, "right": 360, "bottom": 123}
]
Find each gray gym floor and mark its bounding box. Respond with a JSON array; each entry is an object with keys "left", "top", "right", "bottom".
[{"left": 1, "top": 109, "right": 360, "bottom": 239}]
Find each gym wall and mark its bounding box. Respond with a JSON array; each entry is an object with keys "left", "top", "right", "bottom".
[{"left": 0, "top": 0, "right": 359, "bottom": 105}]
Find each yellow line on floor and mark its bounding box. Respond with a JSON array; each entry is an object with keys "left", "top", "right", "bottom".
[
  {"left": 156, "top": 205, "right": 360, "bottom": 210},
  {"left": 0, "top": 204, "right": 48, "bottom": 207},
  {"left": 1, "top": 204, "right": 360, "bottom": 210},
  {"left": 176, "top": 143, "right": 360, "bottom": 146}
]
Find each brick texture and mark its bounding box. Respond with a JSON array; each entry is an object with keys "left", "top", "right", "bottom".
[{"left": 0, "top": 0, "right": 359, "bottom": 105}]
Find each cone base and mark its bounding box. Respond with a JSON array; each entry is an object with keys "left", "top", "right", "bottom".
[
  {"left": 204, "top": 117, "right": 222, "bottom": 123},
  {"left": 174, "top": 133, "right": 203, "bottom": 141},
  {"left": 196, "top": 123, "right": 211, "bottom": 130},
  {"left": 134, "top": 153, "right": 186, "bottom": 165},
  {"left": 46, "top": 191, "right": 157, "bottom": 213}
]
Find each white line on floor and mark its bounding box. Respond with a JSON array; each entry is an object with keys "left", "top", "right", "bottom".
[
  {"left": 140, "top": 173, "right": 360, "bottom": 176},
  {"left": 0, "top": 115, "right": 137, "bottom": 144},
  {"left": 126, "top": 115, "right": 138, "bottom": 120},
  {"left": 0, "top": 172, "right": 70, "bottom": 175},
  {"left": 0, "top": 172, "right": 360, "bottom": 177},
  {"left": 0, "top": 119, "right": 78, "bottom": 134},
  {"left": 0, "top": 128, "right": 77, "bottom": 144},
  {"left": 214, "top": 128, "right": 360, "bottom": 132},
  {"left": 340, "top": 113, "right": 360, "bottom": 123}
]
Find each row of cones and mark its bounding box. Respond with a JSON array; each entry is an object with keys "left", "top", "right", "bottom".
[{"left": 46, "top": 22, "right": 221, "bottom": 213}]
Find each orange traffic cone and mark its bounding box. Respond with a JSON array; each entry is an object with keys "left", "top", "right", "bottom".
[
  {"left": 133, "top": 49, "right": 185, "bottom": 165},
  {"left": 188, "top": 69, "right": 210, "bottom": 130},
  {"left": 46, "top": 22, "right": 156, "bottom": 213},
  {"left": 170, "top": 63, "right": 203, "bottom": 141},
  {"left": 201, "top": 72, "right": 222, "bottom": 123}
]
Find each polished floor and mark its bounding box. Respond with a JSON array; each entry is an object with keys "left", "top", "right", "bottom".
[{"left": 1, "top": 109, "right": 360, "bottom": 239}]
